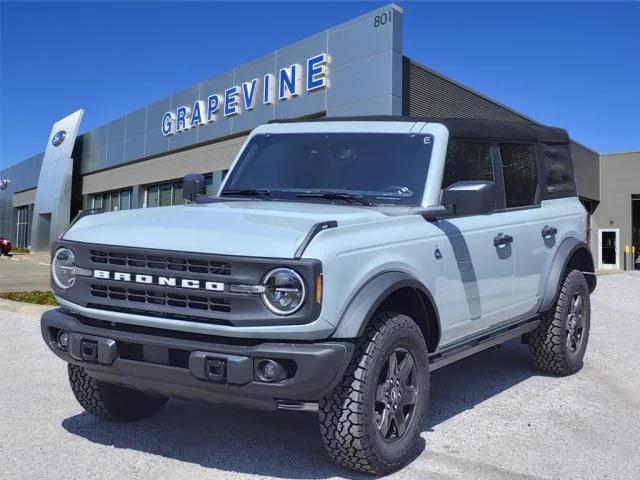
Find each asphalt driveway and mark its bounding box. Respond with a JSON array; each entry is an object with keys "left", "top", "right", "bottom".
[
  {"left": 1, "top": 272, "right": 639, "bottom": 479},
  {"left": 0, "top": 253, "right": 51, "bottom": 292}
]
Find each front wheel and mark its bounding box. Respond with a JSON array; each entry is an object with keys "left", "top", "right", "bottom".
[
  {"left": 319, "top": 312, "right": 429, "bottom": 474},
  {"left": 529, "top": 269, "right": 591, "bottom": 375}
]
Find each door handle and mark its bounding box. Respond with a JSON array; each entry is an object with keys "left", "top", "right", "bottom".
[
  {"left": 541, "top": 225, "right": 558, "bottom": 238},
  {"left": 493, "top": 233, "right": 514, "bottom": 247}
]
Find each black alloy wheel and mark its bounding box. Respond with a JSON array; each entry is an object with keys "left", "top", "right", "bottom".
[
  {"left": 375, "top": 348, "right": 419, "bottom": 441},
  {"left": 319, "top": 312, "right": 430, "bottom": 474},
  {"left": 566, "top": 292, "right": 586, "bottom": 354}
]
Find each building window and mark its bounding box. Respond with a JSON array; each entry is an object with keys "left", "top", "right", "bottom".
[
  {"left": 207, "top": 170, "right": 229, "bottom": 197},
  {"left": 144, "top": 170, "right": 228, "bottom": 208},
  {"left": 500, "top": 144, "right": 538, "bottom": 208},
  {"left": 159, "top": 183, "right": 173, "bottom": 206},
  {"left": 86, "top": 188, "right": 133, "bottom": 212},
  {"left": 442, "top": 140, "right": 494, "bottom": 189},
  {"left": 633, "top": 195, "right": 640, "bottom": 264},
  {"left": 15, "top": 205, "right": 33, "bottom": 248},
  {"left": 145, "top": 180, "right": 183, "bottom": 208}
]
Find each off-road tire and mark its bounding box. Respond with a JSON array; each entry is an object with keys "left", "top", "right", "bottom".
[
  {"left": 529, "top": 269, "right": 591, "bottom": 375},
  {"left": 68, "top": 364, "right": 169, "bottom": 421},
  {"left": 318, "top": 312, "right": 429, "bottom": 474}
]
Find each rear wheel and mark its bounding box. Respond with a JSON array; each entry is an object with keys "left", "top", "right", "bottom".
[
  {"left": 318, "top": 312, "right": 429, "bottom": 474},
  {"left": 529, "top": 269, "right": 591, "bottom": 375},
  {"left": 68, "top": 364, "right": 168, "bottom": 421}
]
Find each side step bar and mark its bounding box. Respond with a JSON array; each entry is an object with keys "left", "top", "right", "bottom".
[
  {"left": 428, "top": 318, "right": 541, "bottom": 372},
  {"left": 276, "top": 401, "right": 318, "bottom": 412}
]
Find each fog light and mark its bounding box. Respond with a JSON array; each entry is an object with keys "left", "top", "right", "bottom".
[
  {"left": 256, "top": 359, "right": 287, "bottom": 383},
  {"left": 57, "top": 331, "right": 69, "bottom": 351}
]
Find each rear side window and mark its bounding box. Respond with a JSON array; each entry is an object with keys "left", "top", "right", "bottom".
[
  {"left": 542, "top": 144, "right": 576, "bottom": 197},
  {"left": 442, "top": 140, "right": 493, "bottom": 189},
  {"left": 500, "top": 144, "right": 538, "bottom": 208}
]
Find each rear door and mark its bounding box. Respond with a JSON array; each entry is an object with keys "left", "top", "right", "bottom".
[
  {"left": 436, "top": 139, "right": 516, "bottom": 342},
  {"left": 493, "top": 143, "right": 553, "bottom": 320},
  {"left": 498, "top": 142, "right": 579, "bottom": 320}
]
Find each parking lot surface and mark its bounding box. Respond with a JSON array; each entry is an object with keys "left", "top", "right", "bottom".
[
  {"left": 1, "top": 272, "right": 639, "bottom": 480},
  {"left": 0, "top": 253, "right": 51, "bottom": 292}
]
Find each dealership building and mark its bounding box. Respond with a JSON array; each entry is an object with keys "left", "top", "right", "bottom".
[{"left": 0, "top": 4, "right": 638, "bottom": 270}]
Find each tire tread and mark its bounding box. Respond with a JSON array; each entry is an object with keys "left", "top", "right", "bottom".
[
  {"left": 68, "top": 364, "right": 117, "bottom": 420},
  {"left": 67, "top": 364, "right": 168, "bottom": 422},
  {"left": 529, "top": 269, "right": 589, "bottom": 375},
  {"left": 318, "top": 312, "right": 427, "bottom": 474}
]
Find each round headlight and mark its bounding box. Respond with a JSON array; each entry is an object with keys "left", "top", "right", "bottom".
[
  {"left": 52, "top": 248, "right": 77, "bottom": 289},
  {"left": 261, "top": 268, "right": 306, "bottom": 315}
]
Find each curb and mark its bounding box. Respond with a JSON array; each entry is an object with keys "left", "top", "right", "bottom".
[{"left": 0, "top": 298, "right": 57, "bottom": 315}]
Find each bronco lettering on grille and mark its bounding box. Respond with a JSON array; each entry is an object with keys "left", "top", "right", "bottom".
[{"left": 93, "top": 270, "right": 224, "bottom": 292}]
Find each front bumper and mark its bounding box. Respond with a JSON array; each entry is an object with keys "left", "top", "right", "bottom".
[
  {"left": 55, "top": 297, "right": 336, "bottom": 341},
  {"left": 42, "top": 309, "right": 353, "bottom": 411}
]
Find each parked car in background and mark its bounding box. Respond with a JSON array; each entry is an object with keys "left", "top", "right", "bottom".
[{"left": 0, "top": 237, "right": 12, "bottom": 257}]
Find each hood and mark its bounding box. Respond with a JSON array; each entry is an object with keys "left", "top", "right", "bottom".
[{"left": 63, "top": 200, "right": 386, "bottom": 258}]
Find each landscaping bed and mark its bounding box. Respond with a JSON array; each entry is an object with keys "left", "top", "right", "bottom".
[{"left": 0, "top": 291, "right": 58, "bottom": 305}]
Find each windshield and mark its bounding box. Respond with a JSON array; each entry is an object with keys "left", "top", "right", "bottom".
[{"left": 221, "top": 132, "right": 433, "bottom": 206}]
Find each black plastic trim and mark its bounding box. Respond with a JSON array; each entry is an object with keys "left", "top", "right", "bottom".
[
  {"left": 53, "top": 239, "right": 323, "bottom": 328},
  {"left": 539, "top": 238, "right": 596, "bottom": 312},
  {"left": 294, "top": 221, "right": 338, "bottom": 259},
  {"left": 267, "top": 116, "right": 569, "bottom": 144},
  {"left": 332, "top": 271, "right": 441, "bottom": 347},
  {"left": 429, "top": 318, "right": 540, "bottom": 371},
  {"left": 42, "top": 308, "right": 354, "bottom": 407}
]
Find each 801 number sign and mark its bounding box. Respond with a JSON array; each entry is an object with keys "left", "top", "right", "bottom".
[{"left": 373, "top": 10, "right": 392, "bottom": 28}]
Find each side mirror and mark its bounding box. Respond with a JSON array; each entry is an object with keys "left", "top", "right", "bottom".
[
  {"left": 182, "top": 173, "right": 206, "bottom": 202},
  {"left": 443, "top": 180, "right": 496, "bottom": 216}
]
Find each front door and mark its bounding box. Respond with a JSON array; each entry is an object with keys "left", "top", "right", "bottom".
[
  {"left": 599, "top": 229, "right": 620, "bottom": 269},
  {"left": 436, "top": 212, "right": 515, "bottom": 344}
]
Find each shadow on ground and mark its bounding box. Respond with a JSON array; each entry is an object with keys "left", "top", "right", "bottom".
[{"left": 62, "top": 339, "right": 536, "bottom": 479}]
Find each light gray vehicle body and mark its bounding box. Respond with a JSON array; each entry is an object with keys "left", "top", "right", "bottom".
[
  {"left": 56, "top": 120, "right": 589, "bottom": 347},
  {"left": 41, "top": 118, "right": 596, "bottom": 419},
  {"left": 41, "top": 118, "right": 597, "bottom": 473}
]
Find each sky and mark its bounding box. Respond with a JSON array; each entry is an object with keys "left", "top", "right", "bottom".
[{"left": 1, "top": 1, "right": 639, "bottom": 170}]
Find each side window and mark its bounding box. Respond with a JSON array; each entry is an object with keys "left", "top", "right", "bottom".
[
  {"left": 442, "top": 139, "right": 493, "bottom": 189},
  {"left": 542, "top": 144, "right": 575, "bottom": 197},
  {"left": 500, "top": 144, "right": 538, "bottom": 208}
]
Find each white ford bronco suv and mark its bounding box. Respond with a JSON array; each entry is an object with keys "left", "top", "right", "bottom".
[{"left": 42, "top": 117, "right": 596, "bottom": 474}]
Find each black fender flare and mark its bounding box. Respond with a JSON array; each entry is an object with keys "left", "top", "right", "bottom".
[
  {"left": 330, "top": 271, "right": 440, "bottom": 341},
  {"left": 539, "top": 238, "right": 596, "bottom": 313}
]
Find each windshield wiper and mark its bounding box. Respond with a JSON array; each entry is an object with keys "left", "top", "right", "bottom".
[
  {"left": 296, "top": 191, "right": 373, "bottom": 206},
  {"left": 221, "top": 188, "right": 271, "bottom": 199}
]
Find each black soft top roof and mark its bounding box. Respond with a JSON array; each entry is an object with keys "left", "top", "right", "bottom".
[{"left": 268, "top": 116, "right": 569, "bottom": 144}]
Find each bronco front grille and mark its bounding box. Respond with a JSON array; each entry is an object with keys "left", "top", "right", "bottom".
[
  {"left": 90, "top": 284, "right": 231, "bottom": 313},
  {"left": 56, "top": 240, "right": 322, "bottom": 328},
  {"left": 89, "top": 250, "right": 231, "bottom": 275}
]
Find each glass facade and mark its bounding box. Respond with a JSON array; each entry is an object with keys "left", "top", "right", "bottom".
[
  {"left": 144, "top": 170, "right": 228, "bottom": 208},
  {"left": 633, "top": 196, "right": 640, "bottom": 265},
  {"left": 15, "top": 204, "right": 33, "bottom": 248},
  {"left": 145, "top": 180, "right": 185, "bottom": 208},
  {"left": 208, "top": 170, "right": 228, "bottom": 196},
  {"left": 86, "top": 188, "right": 133, "bottom": 212}
]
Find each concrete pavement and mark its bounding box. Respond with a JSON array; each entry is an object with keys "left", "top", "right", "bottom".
[
  {"left": 0, "top": 253, "right": 51, "bottom": 292},
  {"left": 0, "top": 272, "right": 639, "bottom": 479}
]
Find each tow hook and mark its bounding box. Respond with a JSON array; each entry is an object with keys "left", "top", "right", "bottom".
[{"left": 80, "top": 340, "right": 98, "bottom": 362}]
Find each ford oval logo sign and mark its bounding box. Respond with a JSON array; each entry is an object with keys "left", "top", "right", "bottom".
[
  {"left": 0, "top": 177, "right": 10, "bottom": 191},
  {"left": 52, "top": 130, "right": 67, "bottom": 147}
]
